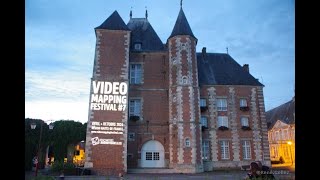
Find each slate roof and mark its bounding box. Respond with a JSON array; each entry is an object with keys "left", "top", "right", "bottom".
[
  {"left": 266, "top": 97, "right": 295, "bottom": 129},
  {"left": 127, "top": 18, "right": 165, "bottom": 52},
  {"left": 169, "top": 8, "right": 196, "bottom": 39},
  {"left": 197, "top": 53, "right": 263, "bottom": 86},
  {"left": 95, "top": 11, "right": 130, "bottom": 31}
]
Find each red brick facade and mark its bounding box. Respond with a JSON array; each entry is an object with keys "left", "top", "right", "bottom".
[{"left": 84, "top": 9, "right": 270, "bottom": 175}]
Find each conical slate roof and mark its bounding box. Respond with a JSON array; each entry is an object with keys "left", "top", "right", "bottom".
[
  {"left": 95, "top": 10, "right": 130, "bottom": 30},
  {"left": 127, "top": 18, "right": 165, "bottom": 51},
  {"left": 169, "top": 8, "right": 196, "bottom": 39}
]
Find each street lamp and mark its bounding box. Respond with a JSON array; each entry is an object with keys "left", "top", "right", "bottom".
[
  {"left": 287, "top": 141, "right": 293, "bottom": 166},
  {"left": 31, "top": 121, "right": 54, "bottom": 176},
  {"left": 31, "top": 121, "right": 43, "bottom": 177}
]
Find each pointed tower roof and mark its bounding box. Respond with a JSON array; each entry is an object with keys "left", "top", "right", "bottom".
[
  {"left": 127, "top": 18, "right": 165, "bottom": 51},
  {"left": 95, "top": 10, "right": 129, "bottom": 30},
  {"left": 169, "top": 8, "right": 196, "bottom": 39}
]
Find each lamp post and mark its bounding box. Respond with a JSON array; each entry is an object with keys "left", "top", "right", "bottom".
[
  {"left": 31, "top": 121, "right": 54, "bottom": 176},
  {"left": 287, "top": 141, "right": 293, "bottom": 166},
  {"left": 31, "top": 121, "right": 43, "bottom": 177}
]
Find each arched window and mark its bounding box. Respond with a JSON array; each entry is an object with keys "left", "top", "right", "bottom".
[{"left": 182, "top": 76, "right": 188, "bottom": 85}]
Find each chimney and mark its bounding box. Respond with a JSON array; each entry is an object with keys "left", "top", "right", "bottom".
[
  {"left": 243, "top": 64, "right": 249, "bottom": 73},
  {"left": 202, "top": 47, "right": 206, "bottom": 60}
]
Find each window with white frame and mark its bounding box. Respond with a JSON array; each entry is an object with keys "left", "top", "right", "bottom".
[
  {"left": 128, "top": 132, "right": 135, "bottom": 141},
  {"left": 201, "top": 116, "right": 208, "bottom": 128},
  {"left": 182, "top": 76, "right": 188, "bottom": 84},
  {"left": 240, "top": 98, "right": 248, "bottom": 107},
  {"left": 283, "top": 129, "right": 288, "bottom": 140},
  {"left": 241, "top": 140, "right": 251, "bottom": 160},
  {"left": 217, "top": 98, "right": 227, "bottom": 111},
  {"left": 185, "top": 138, "right": 190, "bottom": 147},
  {"left": 217, "top": 116, "right": 228, "bottom": 128},
  {"left": 129, "top": 99, "right": 141, "bottom": 117},
  {"left": 202, "top": 140, "right": 210, "bottom": 160},
  {"left": 219, "top": 140, "right": 230, "bottom": 159},
  {"left": 130, "top": 64, "right": 142, "bottom": 84},
  {"left": 200, "top": 98, "right": 207, "bottom": 107},
  {"left": 275, "top": 131, "right": 280, "bottom": 141},
  {"left": 241, "top": 117, "right": 249, "bottom": 127}
]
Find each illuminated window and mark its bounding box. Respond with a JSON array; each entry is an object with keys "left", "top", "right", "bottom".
[
  {"left": 219, "top": 140, "right": 230, "bottom": 159},
  {"left": 200, "top": 98, "right": 207, "bottom": 107},
  {"left": 202, "top": 140, "right": 210, "bottom": 160},
  {"left": 185, "top": 138, "right": 190, "bottom": 147},
  {"left": 218, "top": 116, "right": 228, "bottom": 128},
  {"left": 217, "top": 98, "right": 227, "bottom": 111},
  {"left": 240, "top": 98, "right": 248, "bottom": 107},
  {"left": 129, "top": 99, "right": 141, "bottom": 117},
  {"left": 130, "top": 64, "right": 142, "bottom": 84},
  {"left": 201, "top": 116, "right": 208, "bottom": 128},
  {"left": 241, "top": 117, "right": 249, "bottom": 127},
  {"left": 284, "top": 146, "right": 289, "bottom": 158},
  {"left": 242, "top": 140, "right": 251, "bottom": 160}
]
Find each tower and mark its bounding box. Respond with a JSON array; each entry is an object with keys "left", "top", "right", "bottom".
[
  {"left": 168, "top": 6, "right": 203, "bottom": 173},
  {"left": 84, "top": 11, "right": 131, "bottom": 176}
]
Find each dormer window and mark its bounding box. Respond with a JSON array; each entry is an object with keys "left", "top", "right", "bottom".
[{"left": 134, "top": 43, "right": 142, "bottom": 50}]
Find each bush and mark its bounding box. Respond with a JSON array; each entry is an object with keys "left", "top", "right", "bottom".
[{"left": 50, "top": 160, "right": 64, "bottom": 173}]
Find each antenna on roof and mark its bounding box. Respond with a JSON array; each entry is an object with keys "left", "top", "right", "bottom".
[
  {"left": 180, "top": 0, "right": 183, "bottom": 8},
  {"left": 130, "top": 7, "right": 132, "bottom": 19},
  {"left": 226, "top": 47, "right": 229, "bottom": 54},
  {"left": 145, "top": 6, "right": 148, "bottom": 19}
]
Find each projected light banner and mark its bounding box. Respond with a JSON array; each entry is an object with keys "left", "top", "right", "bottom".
[
  {"left": 89, "top": 81, "right": 128, "bottom": 146},
  {"left": 90, "top": 81, "right": 128, "bottom": 111}
]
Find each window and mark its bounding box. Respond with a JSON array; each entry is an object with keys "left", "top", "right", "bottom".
[
  {"left": 283, "top": 129, "right": 288, "bottom": 140},
  {"left": 284, "top": 146, "right": 289, "bottom": 158},
  {"left": 182, "top": 76, "right": 188, "bottom": 84},
  {"left": 218, "top": 116, "right": 228, "bottom": 128},
  {"left": 219, "top": 140, "right": 230, "bottom": 159},
  {"left": 153, "top": 152, "right": 160, "bottom": 160},
  {"left": 128, "top": 133, "right": 135, "bottom": 141},
  {"left": 242, "top": 140, "right": 251, "bottom": 160},
  {"left": 130, "top": 64, "right": 142, "bottom": 84},
  {"left": 201, "top": 116, "right": 208, "bottom": 128},
  {"left": 146, "top": 152, "right": 152, "bottom": 160},
  {"left": 200, "top": 98, "right": 207, "bottom": 107},
  {"left": 129, "top": 99, "right": 141, "bottom": 117},
  {"left": 127, "top": 153, "right": 133, "bottom": 159},
  {"left": 202, "top": 140, "right": 210, "bottom": 160},
  {"left": 275, "top": 131, "right": 280, "bottom": 141},
  {"left": 217, "top": 98, "right": 227, "bottom": 111},
  {"left": 241, "top": 117, "right": 249, "bottom": 127},
  {"left": 240, "top": 98, "right": 248, "bottom": 107},
  {"left": 185, "top": 138, "right": 190, "bottom": 147},
  {"left": 134, "top": 43, "right": 141, "bottom": 50}
]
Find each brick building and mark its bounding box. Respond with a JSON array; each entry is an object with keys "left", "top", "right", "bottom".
[{"left": 84, "top": 5, "right": 271, "bottom": 175}]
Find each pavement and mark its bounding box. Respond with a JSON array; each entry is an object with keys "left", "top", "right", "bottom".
[{"left": 25, "top": 166, "right": 295, "bottom": 180}]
